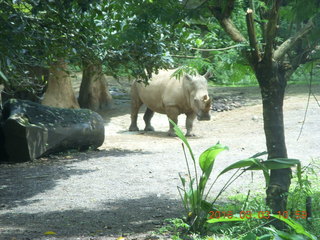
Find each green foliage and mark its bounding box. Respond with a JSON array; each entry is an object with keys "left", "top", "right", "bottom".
[
  {"left": 290, "top": 61, "right": 320, "bottom": 84},
  {"left": 1, "top": 0, "right": 320, "bottom": 91},
  {"left": 171, "top": 120, "right": 302, "bottom": 235},
  {"left": 207, "top": 213, "right": 316, "bottom": 240},
  {"left": 171, "top": 119, "right": 228, "bottom": 232},
  {"left": 157, "top": 218, "right": 190, "bottom": 239},
  {"left": 0, "top": 0, "right": 186, "bottom": 90},
  {"left": 287, "top": 159, "right": 320, "bottom": 237}
]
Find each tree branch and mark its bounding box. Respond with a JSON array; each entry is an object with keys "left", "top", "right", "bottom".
[
  {"left": 274, "top": 19, "right": 314, "bottom": 61},
  {"left": 191, "top": 44, "right": 242, "bottom": 52},
  {"left": 208, "top": 1, "right": 246, "bottom": 43},
  {"left": 171, "top": 55, "right": 201, "bottom": 59},
  {"left": 246, "top": 8, "right": 261, "bottom": 63},
  {"left": 264, "top": 0, "right": 281, "bottom": 62},
  {"left": 218, "top": 17, "right": 247, "bottom": 42}
]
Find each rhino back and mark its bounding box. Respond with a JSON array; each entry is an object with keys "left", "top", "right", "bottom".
[{"left": 134, "top": 70, "right": 189, "bottom": 114}]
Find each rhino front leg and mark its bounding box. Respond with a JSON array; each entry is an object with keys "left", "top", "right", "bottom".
[
  {"left": 143, "top": 108, "right": 155, "bottom": 131},
  {"left": 186, "top": 113, "right": 196, "bottom": 137},
  {"left": 166, "top": 107, "right": 179, "bottom": 136}
]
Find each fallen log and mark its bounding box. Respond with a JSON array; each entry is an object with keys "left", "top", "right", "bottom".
[{"left": 0, "top": 99, "right": 105, "bottom": 163}]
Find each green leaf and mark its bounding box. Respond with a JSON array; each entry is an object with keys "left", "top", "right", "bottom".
[
  {"left": 241, "top": 233, "right": 258, "bottom": 240},
  {"left": 0, "top": 70, "right": 9, "bottom": 83},
  {"left": 207, "top": 215, "right": 247, "bottom": 224},
  {"left": 200, "top": 200, "right": 212, "bottom": 212},
  {"left": 262, "top": 170, "right": 270, "bottom": 187},
  {"left": 260, "top": 158, "right": 301, "bottom": 170},
  {"left": 250, "top": 151, "right": 267, "bottom": 159},
  {"left": 218, "top": 158, "right": 261, "bottom": 177},
  {"left": 257, "top": 233, "right": 274, "bottom": 240},
  {"left": 179, "top": 173, "right": 186, "bottom": 187},
  {"left": 195, "top": 38, "right": 203, "bottom": 47},
  {"left": 270, "top": 214, "right": 317, "bottom": 240},
  {"left": 188, "top": 188, "right": 199, "bottom": 210},
  {"left": 264, "top": 227, "right": 306, "bottom": 240},
  {"left": 199, "top": 144, "right": 228, "bottom": 176},
  {"left": 199, "top": 175, "right": 208, "bottom": 193},
  {"left": 297, "top": 163, "right": 302, "bottom": 188},
  {"left": 169, "top": 119, "right": 195, "bottom": 160}
]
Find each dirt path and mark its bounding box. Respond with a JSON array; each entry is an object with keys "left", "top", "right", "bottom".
[{"left": 0, "top": 84, "right": 319, "bottom": 240}]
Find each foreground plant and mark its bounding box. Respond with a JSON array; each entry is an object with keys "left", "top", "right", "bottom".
[
  {"left": 207, "top": 213, "right": 317, "bottom": 240},
  {"left": 170, "top": 120, "right": 302, "bottom": 234}
]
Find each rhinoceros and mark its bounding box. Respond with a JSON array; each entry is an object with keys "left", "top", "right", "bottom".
[{"left": 129, "top": 69, "right": 211, "bottom": 136}]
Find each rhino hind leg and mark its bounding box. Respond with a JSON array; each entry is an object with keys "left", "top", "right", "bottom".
[
  {"left": 143, "top": 108, "right": 155, "bottom": 131},
  {"left": 129, "top": 85, "right": 142, "bottom": 131},
  {"left": 185, "top": 113, "right": 196, "bottom": 137}
]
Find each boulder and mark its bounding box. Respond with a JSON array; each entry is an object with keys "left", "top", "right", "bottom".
[{"left": 0, "top": 99, "right": 105, "bottom": 163}]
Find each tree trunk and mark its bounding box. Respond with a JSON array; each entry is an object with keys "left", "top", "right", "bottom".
[
  {"left": 42, "top": 59, "right": 79, "bottom": 109},
  {"left": 1, "top": 99, "right": 104, "bottom": 163},
  {"left": 256, "top": 61, "right": 291, "bottom": 228},
  {"left": 78, "top": 60, "right": 112, "bottom": 112}
]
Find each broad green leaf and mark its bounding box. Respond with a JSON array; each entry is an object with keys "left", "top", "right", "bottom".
[
  {"left": 261, "top": 158, "right": 301, "bottom": 170},
  {"left": 207, "top": 215, "right": 247, "bottom": 223},
  {"left": 217, "top": 158, "right": 260, "bottom": 177},
  {"left": 250, "top": 151, "right": 267, "bottom": 159},
  {"left": 264, "top": 227, "right": 306, "bottom": 240},
  {"left": 199, "top": 144, "right": 228, "bottom": 176},
  {"left": 199, "top": 175, "right": 207, "bottom": 193},
  {"left": 270, "top": 214, "right": 317, "bottom": 240},
  {"left": 257, "top": 233, "right": 274, "bottom": 240}
]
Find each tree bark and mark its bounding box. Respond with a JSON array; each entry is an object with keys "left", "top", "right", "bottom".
[
  {"left": 42, "top": 59, "right": 79, "bottom": 109},
  {"left": 256, "top": 60, "right": 291, "bottom": 228},
  {"left": 78, "top": 60, "right": 112, "bottom": 112}
]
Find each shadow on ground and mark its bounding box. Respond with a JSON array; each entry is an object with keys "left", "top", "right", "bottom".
[
  {"left": 0, "top": 148, "right": 152, "bottom": 209},
  {"left": 0, "top": 148, "right": 173, "bottom": 239},
  {"left": 1, "top": 196, "right": 182, "bottom": 239}
]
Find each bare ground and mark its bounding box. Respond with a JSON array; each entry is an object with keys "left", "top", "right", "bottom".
[{"left": 0, "top": 82, "right": 319, "bottom": 240}]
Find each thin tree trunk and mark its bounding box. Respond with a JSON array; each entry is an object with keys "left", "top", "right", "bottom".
[
  {"left": 78, "top": 60, "right": 112, "bottom": 112},
  {"left": 42, "top": 59, "right": 79, "bottom": 109}
]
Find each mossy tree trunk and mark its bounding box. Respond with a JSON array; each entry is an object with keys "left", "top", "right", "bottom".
[
  {"left": 42, "top": 59, "right": 79, "bottom": 109},
  {"left": 78, "top": 60, "right": 112, "bottom": 112},
  {"left": 1, "top": 99, "right": 105, "bottom": 162}
]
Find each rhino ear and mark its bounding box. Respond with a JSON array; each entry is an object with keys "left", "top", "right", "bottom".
[
  {"left": 185, "top": 74, "right": 194, "bottom": 82},
  {"left": 203, "top": 71, "right": 212, "bottom": 80}
]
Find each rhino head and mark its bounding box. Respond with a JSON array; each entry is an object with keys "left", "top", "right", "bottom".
[{"left": 184, "top": 73, "right": 211, "bottom": 121}]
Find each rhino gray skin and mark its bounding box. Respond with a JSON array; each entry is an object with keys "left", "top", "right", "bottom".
[{"left": 129, "top": 69, "right": 211, "bottom": 136}]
